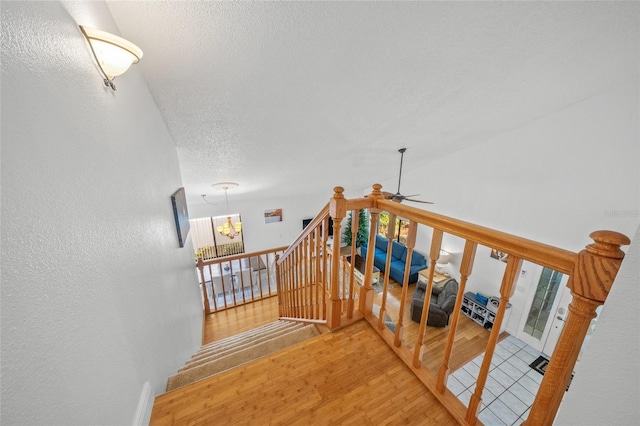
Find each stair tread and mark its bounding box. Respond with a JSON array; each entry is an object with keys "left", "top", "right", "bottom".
[
  {"left": 182, "top": 323, "right": 309, "bottom": 372},
  {"left": 193, "top": 321, "right": 300, "bottom": 358},
  {"left": 198, "top": 320, "right": 293, "bottom": 351},
  {"left": 166, "top": 324, "right": 319, "bottom": 391},
  {"left": 183, "top": 323, "right": 307, "bottom": 369}
]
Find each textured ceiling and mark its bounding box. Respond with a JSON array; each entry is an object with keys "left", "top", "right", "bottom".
[{"left": 106, "top": 1, "right": 638, "bottom": 205}]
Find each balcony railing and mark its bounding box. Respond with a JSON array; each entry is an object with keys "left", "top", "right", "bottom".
[
  {"left": 276, "top": 184, "right": 630, "bottom": 425},
  {"left": 197, "top": 246, "right": 287, "bottom": 313}
]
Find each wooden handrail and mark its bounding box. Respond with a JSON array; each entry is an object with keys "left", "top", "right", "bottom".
[
  {"left": 272, "top": 183, "right": 629, "bottom": 425},
  {"left": 523, "top": 230, "right": 630, "bottom": 426},
  {"left": 198, "top": 246, "right": 287, "bottom": 314},
  {"left": 199, "top": 246, "right": 288, "bottom": 266},
  {"left": 277, "top": 190, "right": 372, "bottom": 328},
  {"left": 278, "top": 203, "right": 329, "bottom": 262},
  {"left": 376, "top": 198, "right": 577, "bottom": 274}
]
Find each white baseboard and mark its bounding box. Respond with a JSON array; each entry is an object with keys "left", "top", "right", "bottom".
[{"left": 133, "top": 381, "right": 153, "bottom": 426}]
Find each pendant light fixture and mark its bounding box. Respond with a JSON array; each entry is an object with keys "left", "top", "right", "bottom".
[{"left": 212, "top": 182, "right": 242, "bottom": 239}]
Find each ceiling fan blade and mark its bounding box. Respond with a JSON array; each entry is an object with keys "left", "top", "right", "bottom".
[
  {"left": 404, "top": 198, "right": 435, "bottom": 204},
  {"left": 380, "top": 191, "right": 397, "bottom": 200},
  {"left": 403, "top": 194, "right": 420, "bottom": 198}
]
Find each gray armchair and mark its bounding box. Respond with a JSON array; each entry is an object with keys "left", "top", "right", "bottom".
[{"left": 410, "top": 278, "right": 459, "bottom": 327}]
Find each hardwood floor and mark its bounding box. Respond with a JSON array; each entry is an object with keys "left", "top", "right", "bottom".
[
  {"left": 371, "top": 280, "right": 508, "bottom": 372},
  {"left": 203, "top": 281, "right": 504, "bottom": 371},
  {"left": 152, "top": 320, "right": 457, "bottom": 425},
  {"left": 203, "top": 295, "right": 280, "bottom": 344},
  {"left": 158, "top": 280, "right": 506, "bottom": 425}
]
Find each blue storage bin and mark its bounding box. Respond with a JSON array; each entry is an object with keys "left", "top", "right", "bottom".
[{"left": 475, "top": 293, "right": 488, "bottom": 305}]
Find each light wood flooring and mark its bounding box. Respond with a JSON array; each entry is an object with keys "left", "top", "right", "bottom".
[
  {"left": 203, "top": 295, "right": 281, "bottom": 344},
  {"left": 371, "top": 281, "right": 507, "bottom": 372},
  {"left": 151, "top": 320, "right": 457, "bottom": 425},
  {"left": 153, "top": 281, "right": 504, "bottom": 425}
]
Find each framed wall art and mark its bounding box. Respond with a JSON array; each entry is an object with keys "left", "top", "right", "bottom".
[
  {"left": 264, "top": 208, "right": 283, "bottom": 224},
  {"left": 171, "top": 187, "right": 190, "bottom": 247}
]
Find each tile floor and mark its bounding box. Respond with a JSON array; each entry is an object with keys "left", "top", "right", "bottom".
[{"left": 447, "top": 335, "right": 545, "bottom": 425}]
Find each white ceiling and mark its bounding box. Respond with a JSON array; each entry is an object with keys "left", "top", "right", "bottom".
[{"left": 106, "top": 1, "right": 638, "bottom": 206}]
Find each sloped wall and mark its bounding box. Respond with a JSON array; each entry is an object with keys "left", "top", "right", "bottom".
[
  {"left": 1, "top": 2, "right": 202, "bottom": 424},
  {"left": 379, "top": 81, "right": 639, "bottom": 335},
  {"left": 371, "top": 81, "right": 638, "bottom": 424}
]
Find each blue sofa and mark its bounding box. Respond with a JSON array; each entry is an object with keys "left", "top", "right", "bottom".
[{"left": 360, "top": 235, "right": 428, "bottom": 285}]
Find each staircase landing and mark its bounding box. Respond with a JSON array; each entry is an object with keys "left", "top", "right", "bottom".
[
  {"left": 166, "top": 320, "right": 319, "bottom": 391},
  {"left": 150, "top": 320, "right": 456, "bottom": 425}
]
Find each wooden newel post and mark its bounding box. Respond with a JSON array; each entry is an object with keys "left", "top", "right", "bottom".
[
  {"left": 525, "top": 230, "right": 630, "bottom": 426},
  {"left": 327, "top": 186, "right": 346, "bottom": 329}
]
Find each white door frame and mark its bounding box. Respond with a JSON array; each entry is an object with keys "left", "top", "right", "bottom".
[{"left": 542, "top": 286, "right": 573, "bottom": 357}]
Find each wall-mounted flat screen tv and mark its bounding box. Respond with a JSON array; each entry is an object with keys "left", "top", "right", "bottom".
[{"left": 302, "top": 217, "right": 333, "bottom": 236}]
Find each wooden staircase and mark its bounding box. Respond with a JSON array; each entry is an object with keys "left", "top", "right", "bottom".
[
  {"left": 274, "top": 184, "right": 630, "bottom": 425},
  {"left": 166, "top": 320, "right": 319, "bottom": 391},
  {"left": 154, "top": 184, "right": 630, "bottom": 425},
  {"left": 151, "top": 320, "right": 457, "bottom": 425}
]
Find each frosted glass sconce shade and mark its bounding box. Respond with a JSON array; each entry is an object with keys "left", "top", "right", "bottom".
[{"left": 79, "top": 25, "right": 143, "bottom": 90}]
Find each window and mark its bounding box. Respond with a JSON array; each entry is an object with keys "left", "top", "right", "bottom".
[
  {"left": 190, "top": 214, "right": 245, "bottom": 260},
  {"left": 377, "top": 212, "right": 410, "bottom": 244}
]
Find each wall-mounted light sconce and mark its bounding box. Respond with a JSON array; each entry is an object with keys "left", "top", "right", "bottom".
[{"left": 79, "top": 25, "right": 143, "bottom": 91}]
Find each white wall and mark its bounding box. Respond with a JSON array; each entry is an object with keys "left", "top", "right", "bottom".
[
  {"left": 1, "top": 2, "right": 202, "bottom": 425},
  {"left": 378, "top": 81, "right": 639, "bottom": 334},
  {"left": 367, "top": 81, "right": 639, "bottom": 423},
  {"left": 189, "top": 192, "right": 331, "bottom": 253}
]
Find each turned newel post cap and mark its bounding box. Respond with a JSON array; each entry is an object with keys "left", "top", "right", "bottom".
[
  {"left": 370, "top": 183, "right": 383, "bottom": 197},
  {"left": 586, "top": 230, "right": 631, "bottom": 259},
  {"left": 331, "top": 186, "right": 346, "bottom": 218}
]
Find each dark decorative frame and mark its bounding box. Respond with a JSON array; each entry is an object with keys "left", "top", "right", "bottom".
[{"left": 171, "top": 187, "right": 190, "bottom": 248}]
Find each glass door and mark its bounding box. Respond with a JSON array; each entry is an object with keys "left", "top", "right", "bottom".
[
  {"left": 517, "top": 266, "right": 569, "bottom": 352},
  {"left": 524, "top": 267, "right": 563, "bottom": 339}
]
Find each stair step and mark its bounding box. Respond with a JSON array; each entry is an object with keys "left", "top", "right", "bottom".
[
  {"left": 196, "top": 320, "right": 293, "bottom": 353},
  {"left": 183, "top": 322, "right": 306, "bottom": 370},
  {"left": 166, "top": 324, "right": 319, "bottom": 392}
]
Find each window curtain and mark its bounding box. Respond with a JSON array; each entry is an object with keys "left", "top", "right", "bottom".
[{"left": 189, "top": 217, "right": 215, "bottom": 252}]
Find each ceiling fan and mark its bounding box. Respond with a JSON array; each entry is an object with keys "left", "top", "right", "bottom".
[{"left": 382, "top": 148, "right": 434, "bottom": 204}]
